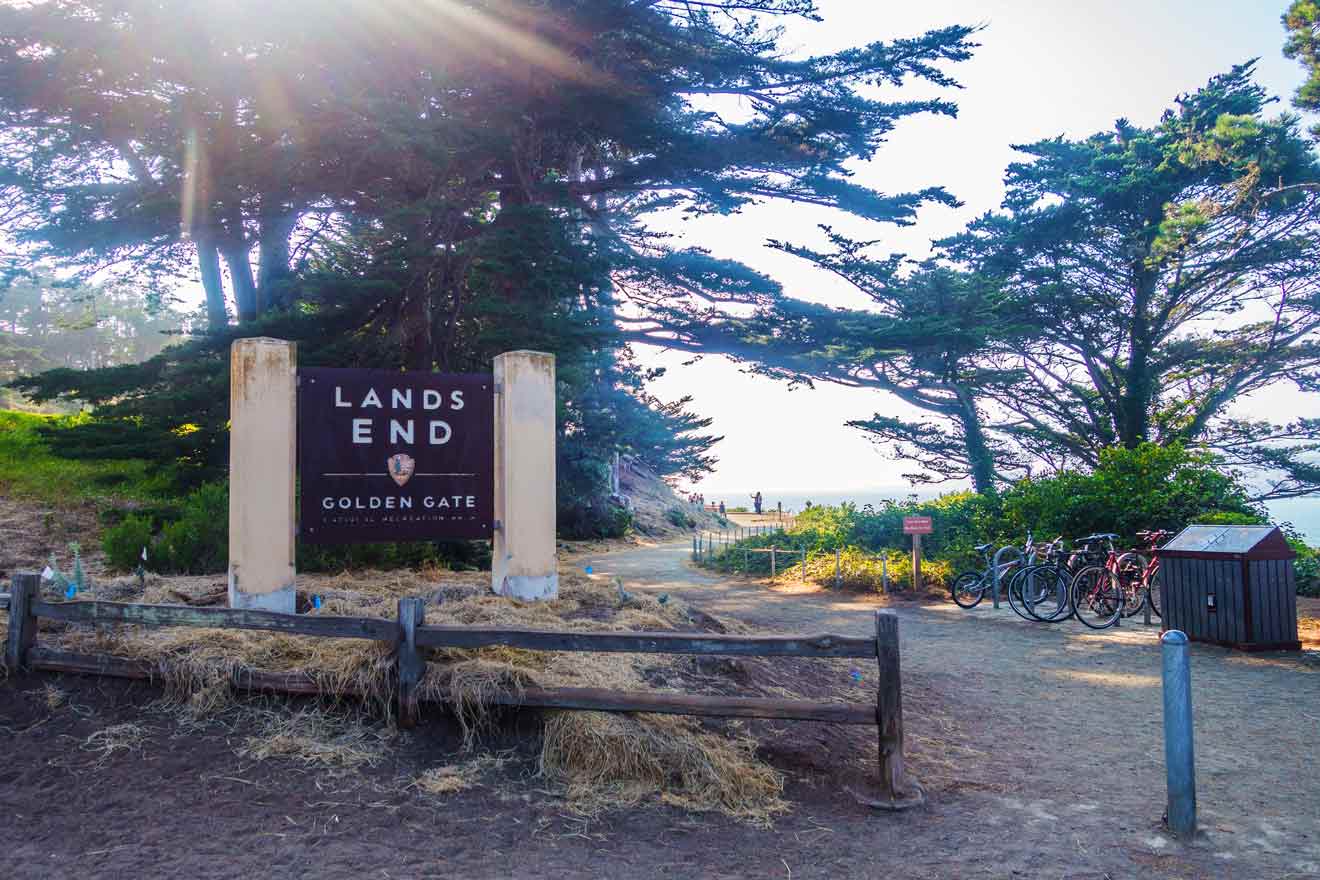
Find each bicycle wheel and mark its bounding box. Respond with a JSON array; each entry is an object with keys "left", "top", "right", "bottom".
[
  {"left": 1116, "top": 553, "right": 1146, "bottom": 618},
  {"left": 951, "top": 571, "right": 986, "bottom": 609},
  {"left": 1147, "top": 568, "right": 1162, "bottom": 619},
  {"left": 1020, "top": 564, "right": 1070, "bottom": 622},
  {"left": 1071, "top": 566, "right": 1122, "bottom": 629},
  {"left": 1005, "top": 566, "right": 1037, "bottom": 621}
]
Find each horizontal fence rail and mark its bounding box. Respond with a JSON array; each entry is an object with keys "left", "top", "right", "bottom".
[
  {"left": 32, "top": 599, "right": 397, "bottom": 641},
  {"left": 2, "top": 570, "right": 913, "bottom": 802},
  {"left": 413, "top": 625, "right": 875, "bottom": 657}
]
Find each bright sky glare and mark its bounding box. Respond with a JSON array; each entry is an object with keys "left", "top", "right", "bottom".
[{"left": 638, "top": 0, "right": 1320, "bottom": 498}]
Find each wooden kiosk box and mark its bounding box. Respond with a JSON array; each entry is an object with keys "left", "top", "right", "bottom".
[{"left": 1156, "top": 525, "right": 1301, "bottom": 652}]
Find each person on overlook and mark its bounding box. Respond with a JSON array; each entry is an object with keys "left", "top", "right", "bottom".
[
  {"left": 718, "top": 501, "right": 726, "bottom": 516},
  {"left": 753, "top": 492, "right": 763, "bottom": 515}
]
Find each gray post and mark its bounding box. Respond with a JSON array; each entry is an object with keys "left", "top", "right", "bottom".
[
  {"left": 874, "top": 610, "right": 906, "bottom": 800},
  {"left": 692, "top": 535, "right": 697, "bottom": 560},
  {"left": 396, "top": 597, "right": 425, "bottom": 728},
  {"left": 800, "top": 545, "right": 808, "bottom": 581},
  {"left": 743, "top": 546, "right": 749, "bottom": 573},
  {"left": 770, "top": 546, "right": 777, "bottom": 579},
  {"left": 835, "top": 548, "right": 841, "bottom": 588},
  {"left": 1161, "top": 630, "right": 1197, "bottom": 839},
  {"left": 881, "top": 555, "right": 890, "bottom": 594},
  {"left": 4, "top": 573, "right": 39, "bottom": 672}
]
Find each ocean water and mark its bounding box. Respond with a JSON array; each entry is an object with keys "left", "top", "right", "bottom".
[{"left": 708, "top": 488, "right": 1320, "bottom": 544}]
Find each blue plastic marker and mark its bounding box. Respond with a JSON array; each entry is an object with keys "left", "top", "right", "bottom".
[
  {"left": 585, "top": 566, "right": 593, "bottom": 575},
  {"left": 312, "top": 594, "right": 323, "bottom": 610},
  {"left": 65, "top": 584, "right": 77, "bottom": 600},
  {"left": 849, "top": 668, "right": 863, "bottom": 684}
]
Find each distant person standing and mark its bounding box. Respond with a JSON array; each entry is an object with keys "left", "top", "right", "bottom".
[
  {"left": 718, "top": 501, "right": 725, "bottom": 516},
  {"left": 753, "top": 491, "right": 763, "bottom": 515},
  {"left": 777, "top": 500, "right": 783, "bottom": 519}
]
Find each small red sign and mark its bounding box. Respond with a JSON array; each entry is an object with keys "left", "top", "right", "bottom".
[{"left": 902, "top": 516, "right": 933, "bottom": 535}]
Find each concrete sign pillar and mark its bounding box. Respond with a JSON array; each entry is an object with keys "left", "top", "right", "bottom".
[
  {"left": 492, "top": 350, "right": 558, "bottom": 600},
  {"left": 229, "top": 337, "right": 297, "bottom": 612}
]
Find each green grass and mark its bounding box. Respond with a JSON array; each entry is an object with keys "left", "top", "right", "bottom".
[{"left": 0, "top": 409, "right": 174, "bottom": 505}]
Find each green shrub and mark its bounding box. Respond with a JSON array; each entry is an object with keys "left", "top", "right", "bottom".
[
  {"left": 666, "top": 506, "right": 695, "bottom": 529},
  {"left": 153, "top": 482, "right": 229, "bottom": 574},
  {"left": 102, "top": 514, "right": 154, "bottom": 571},
  {"left": 557, "top": 500, "right": 632, "bottom": 540},
  {"left": 718, "top": 443, "right": 1320, "bottom": 596}
]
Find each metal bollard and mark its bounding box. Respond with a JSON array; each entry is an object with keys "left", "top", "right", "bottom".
[
  {"left": 1161, "top": 630, "right": 1196, "bottom": 839},
  {"left": 834, "top": 548, "right": 841, "bottom": 588}
]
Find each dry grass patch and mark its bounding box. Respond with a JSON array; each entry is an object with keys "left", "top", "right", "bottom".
[
  {"left": 237, "top": 706, "right": 389, "bottom": 769},
  {"left": 37, "top": 565, "right": 793, "bottom": 821},
  {"left": 413, "top": 754, "right": 510, "bottom": 796},
  {"left": 82, "top": 722, "right": 147, "bottom": 765}
]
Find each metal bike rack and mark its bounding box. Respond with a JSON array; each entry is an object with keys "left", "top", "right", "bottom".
[{"left": 991, "top": 545, "right": 1026, "bottom": 609}]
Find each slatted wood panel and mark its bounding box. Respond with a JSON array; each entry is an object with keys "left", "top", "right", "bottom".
[{"left": 1164, "top": 554, "right": 1299, "bottom": 649}]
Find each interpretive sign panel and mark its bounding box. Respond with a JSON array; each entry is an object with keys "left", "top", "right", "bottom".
[
  {"left": 298, "top": 368, "right": 494, "bottom": 543},
  {"left": 902, "top": 516, "right": 933, "bottom": 535}
]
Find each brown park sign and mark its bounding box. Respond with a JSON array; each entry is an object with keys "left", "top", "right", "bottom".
[
  {"left": 902, "top": 516, "right": 933, "bottom": 535},
  {"left": 298, "top": 367, "right": 494, "bottom": 543}
]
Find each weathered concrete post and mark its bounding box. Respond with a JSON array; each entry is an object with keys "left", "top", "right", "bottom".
[
  {"left": 492, "top": 350, "right": 558, "bottom": 601},
  {"left": 228, "top": 338, "right": 296, "bottom": 612}
]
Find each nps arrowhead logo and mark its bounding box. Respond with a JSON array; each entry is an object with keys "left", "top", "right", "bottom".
[{"left": 387, "top": 453, "right": 416, "bottom": 487}]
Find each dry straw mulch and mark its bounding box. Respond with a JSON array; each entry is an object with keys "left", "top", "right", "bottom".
[{"left": 29, "top": 566, "right": 792, "bottom": 823}]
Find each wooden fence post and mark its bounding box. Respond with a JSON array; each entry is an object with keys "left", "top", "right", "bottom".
[
  {"left": 4, "top": 573, "right": 39, "bottom": 672},
  {"left": 397, "top": 597, "right": 425, "bottom": 728},
  {"left": 875, "top": 610, "right": 906, "bottom": 800}
]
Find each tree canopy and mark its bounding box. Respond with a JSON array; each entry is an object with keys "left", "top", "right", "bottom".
[
  {"left": 650, "top": 65, "right": 1320, "bottom": 500},
  {"left": 2, "top": 0, "right": 978, "bottom": 523}
]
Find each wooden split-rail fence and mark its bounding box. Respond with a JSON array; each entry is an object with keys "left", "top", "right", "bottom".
[{"left": 1, "top": 572, "right": 913, "bottom": 800}]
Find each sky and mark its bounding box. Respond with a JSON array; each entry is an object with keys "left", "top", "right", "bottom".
[{"left": 636, "top": 0, "right": 1320, "bottom": 499}]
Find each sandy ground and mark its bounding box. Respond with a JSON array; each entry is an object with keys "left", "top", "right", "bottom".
[
  {"left": 2, "top": 539, "right": 1318, "bottom": 879},
  {"left": 582, "top": 542, "right": 1320, "bottom": 879}
]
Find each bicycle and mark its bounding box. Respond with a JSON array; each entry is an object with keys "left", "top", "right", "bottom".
[
  {"left": 951, "top": 535, "right": 1034, "bottom": 610},
  {"left": 1008, "top": 537, "right": 1071, "bottom": 622},
  {"left": 1115, "top": 529, "right": 1170, "bottom": 619},
  {"left": 1069, "top": 533, "right": 1125, "bottom": 629}
]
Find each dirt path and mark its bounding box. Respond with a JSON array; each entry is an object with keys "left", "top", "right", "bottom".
[{"left": 583, "top": 540, "right": 1320, "bottom": 879}]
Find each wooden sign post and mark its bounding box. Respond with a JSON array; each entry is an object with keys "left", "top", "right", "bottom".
[{"left": 902, "top": 516, "right": 933, "bottom": 592}]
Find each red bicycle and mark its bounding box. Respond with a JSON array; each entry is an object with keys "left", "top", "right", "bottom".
[
  {"left": 1068, "top": 534, "right": 1125, "bottom": 628},
  {"left": 1115, "top": 529, "right": 1170, "bottom": 619}
]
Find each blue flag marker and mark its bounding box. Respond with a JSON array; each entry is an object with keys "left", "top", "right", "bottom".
[
  {"left": 584, "top": 566, "right": 593, "bottom": 575},
  {"left": 312, "top": 594, "right": 323, "bottom": 610},
  {"left": 65, "top": 584, "right": 78, "bottom": 600},
  {"left": 849, "top": 668, "right": 863, "bottom": 684}
]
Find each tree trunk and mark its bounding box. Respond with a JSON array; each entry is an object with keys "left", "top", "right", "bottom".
[
  {"left": 197, "top": 239, "right": 228, "bottom": 331},
  {"left": 257, "top": 210, "right": 299, "bottom": 309},
  {"left": 954, "top": 388, "right": 997, "bottom": 494},
  {"left": 1120, "top": 269, "right": 1157, "bottom": 447},
  {"left": 223, "top": 245, "right": 259, "bottom": 323}
]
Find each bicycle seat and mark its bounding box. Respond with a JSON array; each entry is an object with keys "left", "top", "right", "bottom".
[{"left": 973, "top": 543, "right": 993, "bottom": 552}]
